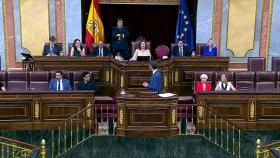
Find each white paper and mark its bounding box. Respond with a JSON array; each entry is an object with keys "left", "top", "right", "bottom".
[{"left": 158, "top": 93, "right": 176, "bottom": 97}]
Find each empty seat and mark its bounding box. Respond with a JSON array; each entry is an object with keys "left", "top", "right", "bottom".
[
  {"left": 29, "top": 71, "right": 49, "bottom": 91},
  {"left": 256, "top": 82, "right": 275, "bottom": 92},
  {"left": 256, "top": 71, "right": 276, "bottom": 92},
  {"left": 247, "top": 57, "right": 265, "bottom": 71},
  {"left": 272, "top": 57, "right": 280, "bottom": 72},
  {"left": 7, "top": 71, "right": 28, "bottom": 91},
  {"left": 235, "top": 72, "right": 255, "bottom": 91},
  {"left": 256, "top": 71, "right": 275, "bottom": 82}
]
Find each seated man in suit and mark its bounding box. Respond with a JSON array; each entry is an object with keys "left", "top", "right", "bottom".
[
  {"left": 42, "top": 36, "right": 62, "bottom": 56},
  {"left": 90, "top": 41, "right": 111, "bottom": 57},
  {"left": 143, "top": 61, "right": 162, "bottom": 93},
  {"left": 171, "top": 40, "right": 190, "bottom": 57},
  {"left": 77, "top": 72, "right": 97, "bottom": 91},
  {"left": 49, "top": 71, "right": 72, "bottom": 91}
]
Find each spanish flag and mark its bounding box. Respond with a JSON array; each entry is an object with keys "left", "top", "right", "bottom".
[{"left": 85, "top": 0, "right": 104, "bottom": 52}]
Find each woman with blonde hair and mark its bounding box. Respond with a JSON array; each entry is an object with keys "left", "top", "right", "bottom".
[{"left": 202, "top": 39, "right": 217, "bottom": 56}]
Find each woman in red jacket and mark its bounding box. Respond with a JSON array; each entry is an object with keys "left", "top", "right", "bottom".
[{"left": 195, "top": 74, "right": 211, "bottom": 94}]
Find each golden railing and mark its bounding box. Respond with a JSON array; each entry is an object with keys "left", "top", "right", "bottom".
[
  {"left": 0, "top": 136, "right": 45, "bottom": 158},
  {"left": 51, "top": 103, "right": 94, "bottom": 158},
  {"left": 256, "top": 139, "right": 280, "bottom": 158},
  {"left": 193, "top": 104, "right": 242, "bottom": 158},
  {"left": 51, "top": 100, "right": 117, "bottom": 158}
]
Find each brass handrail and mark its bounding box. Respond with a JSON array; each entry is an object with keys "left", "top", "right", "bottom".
[
  {"left": 256, "top": 139, "right": 280, "bottom": 158},
  {"left": 196, "top": 103, "right": 243, "bottom": 158},
  {"left": 0, "top": 136, "right": 39, "bottom": 150},
  {"left": 51, "top": 100, "right": 95, "bottom": 158},
  {"left": 198, "top": 104, "right": 243, "bottom": 131}
]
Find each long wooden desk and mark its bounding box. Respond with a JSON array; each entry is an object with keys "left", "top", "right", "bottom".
[
  {"left": 23, "top": 56, "right": 229, "bottom": 94},
  {"left": 196, "top": 92, "right": 280, "bottom": 129},
  {"left": 0, "top": 91, "right": 94, "bottom": 130}
]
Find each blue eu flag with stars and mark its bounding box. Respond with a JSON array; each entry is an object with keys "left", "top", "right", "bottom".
[{"left": 175, "top": 0, "right": 194, "bottom": 53}]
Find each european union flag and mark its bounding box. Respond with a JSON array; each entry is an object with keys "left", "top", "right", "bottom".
[{"left": 175, "top": 0, "right": 195, "bottom": 53}]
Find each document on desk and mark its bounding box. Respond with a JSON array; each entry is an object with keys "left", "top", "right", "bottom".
[{"left": 158, "top": 93, "right": 176, "bottom": 98}]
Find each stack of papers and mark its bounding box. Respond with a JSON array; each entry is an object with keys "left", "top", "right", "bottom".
[{"left": 158, "top": 93, "right": 176, "bottom": 98}]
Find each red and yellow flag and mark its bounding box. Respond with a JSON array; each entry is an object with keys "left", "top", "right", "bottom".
[{"left": 85, "top": 0, "right": 104, "bottom": 52}]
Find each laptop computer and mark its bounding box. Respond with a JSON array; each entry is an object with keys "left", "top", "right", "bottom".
[{"left": 137, "top": 56, "right": 150, "bottom": 62}]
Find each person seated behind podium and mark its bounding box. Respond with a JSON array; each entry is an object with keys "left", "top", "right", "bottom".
[
  {"left": 77, "top": 72, "right": 97, "bottom": 91},
  {"left": 70, "top": 39, "right": 86, "bottom": 57},
  {"left": 195, "top": 74, "right": 211, "bottom": 94},
  {"left": 0, "top": 82, "right": 5, "bottom": 91},
  {"left": 42, "top": 36, "right": 62, "bottom": 56},
  {"left": 49, "top": 71, "right": 72, "bottom": 91},
  {"left": 215, "top": 74, "right": 236, "bottom": 91},
  {"left": 129, "top": 41, "right": 151, "bottom": 61},
  {"left": 202, "top": 39, "right": 217, "bottom": 56},
  {"left": 171, "top": 40, "right": 190, "bottom": 57},
  {"left": 143, "top": 61, "right": 162, "bottom": 93},
  {"left": 90, "top": 41, "right": 111, "bottom": 57}
]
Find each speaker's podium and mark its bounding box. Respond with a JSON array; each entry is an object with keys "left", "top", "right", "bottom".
[{"left": 116, "top": 91, "right": 179, "bottom": 136}]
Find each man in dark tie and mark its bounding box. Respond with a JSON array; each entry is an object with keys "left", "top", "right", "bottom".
[
  {"left": 143, "top": 61, "right": 162, "bottom": 93},
  {"left": 171, "top": 40, "right": 190, "bottom": 57},
  {"left": 42, "top": 36, "right": 63, "bottom": 56},
  {"left": 49, "top": 71, "right": 72, "bottom": 91},
  {"left": 111, "top": 18, "right": 130, "bottom": 60},
  {"left": 91, "top": 41, "right": 111, "bottom": 57}
]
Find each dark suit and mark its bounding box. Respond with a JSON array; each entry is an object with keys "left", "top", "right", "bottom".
[
  {"left": 148, "top": 70, "right": 162, "bottom": 93},
  {"left": 49, "top": 78, "right": 72, "bottom": 91},
  {"left": 111, "top": 26, "right": 130, "bottom": 60},
  {"left": 42, "top": 43, "right": 62, "bottom": 56},
  {"left": 91, "top": 46, "right": 111, "bottom": 56},
  {"left": 171, "top": 46, "right": 190, "bottom": 57}
]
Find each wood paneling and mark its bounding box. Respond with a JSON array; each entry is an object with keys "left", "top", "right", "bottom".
[
  {"left": 0, "top": 91, "right": 94, "bottom": 130},
  {"left": 196, "top": 92, "right": 280, "bottom": 129}
]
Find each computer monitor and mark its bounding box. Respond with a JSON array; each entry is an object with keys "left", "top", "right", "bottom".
[{"left": 137, "top": 56, "right": 150, "bottom": 62}]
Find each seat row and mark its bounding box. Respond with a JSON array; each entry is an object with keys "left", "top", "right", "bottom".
[
  {"left": 0, "top": 71, "right": 99, "bottom": 91},
  {"left": 193, "top": 71, "right": 280, "bottom": 92}
]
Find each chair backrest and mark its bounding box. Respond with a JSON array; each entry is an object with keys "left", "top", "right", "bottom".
[
  {"left": 235, "top": 71, "right": 255, "bottom": 91},
  {"left": 256, "top": 71, "right": 275, "bottom": 82},
  {"left": 155, "top": 44, "right": 170, "bottom": 59},
  {"left": 92, "top": 43, "right": 110, "bottom": 50},
  {"left": 256, "top": 82, "right": 275, "bottom": 92},
  {"left": 50, "top": 70, "right": 70, "bottom": 80},
  {"left": 131, "top": 41, "right": 151, "bottom": 56},
  {"left": 236, "top": 81, "right": 254, "bottom": 91},
  {"left": 215, "top": 71, "right": 234, "bottom": 82},
  {"left": 247, "top": 57, "right": 265, "bottom": 71},
  {"left": 29, "top": 71, "right": 49, "bottom": 91},
  {"left": 272, "top": 57, "right": 280, "bottom": 72},
  {"left": 67, "top": 43, "right": 87, "bottom": 56},
  {"left": 196, "top": 43, "right": 205, "bottom": 56},
  {"left": 7, "top": 71, "right": 28, "bottom": 91}
]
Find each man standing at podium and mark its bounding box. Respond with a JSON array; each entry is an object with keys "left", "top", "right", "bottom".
[
  {"left": 112, "top": 18, "right": 130, "bottom": 60},
  {"left": 143, "top": 61, "right": 162, "bottom": 93}
]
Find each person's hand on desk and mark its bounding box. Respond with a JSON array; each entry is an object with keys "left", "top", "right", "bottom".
[{"left": 143, "top": 82, "right": 149, "bottom": 87}]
